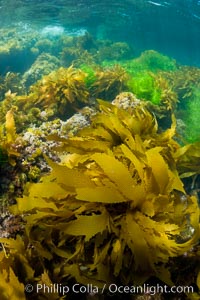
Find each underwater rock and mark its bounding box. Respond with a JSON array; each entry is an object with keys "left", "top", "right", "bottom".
[
  {"left": 96, "top": 41, "right": 132, "bottom": 62},
  {"left": 22, "top": 53, "right": 60, "bottom": 89},
  {"left": 60, "top": 106, "right": 96, "bottom": 137},
  {"left": 0, "top": 28, "right": 39, "bottom": 74},
  {"left": 33, "top": 38, "right": 54, "bottom": 53},
  {"left": 112, "top": 92, "right": 141, "bottom": 110},
  {"left": 0, "top": 212, "right": 24, "bottom": 238}
]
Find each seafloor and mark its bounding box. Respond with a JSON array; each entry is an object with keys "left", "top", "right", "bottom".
[{"left": 0, "top": 27, "right": 200, "bottom": 300}]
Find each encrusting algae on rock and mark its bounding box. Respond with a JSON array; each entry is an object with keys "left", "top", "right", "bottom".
[{"left": 0, "top": 98, "right": 199, "bottom": 299}]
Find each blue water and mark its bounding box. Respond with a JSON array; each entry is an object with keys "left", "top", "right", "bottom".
[{"left": 0, "top": 0, "right": 200, "bottom": 66}]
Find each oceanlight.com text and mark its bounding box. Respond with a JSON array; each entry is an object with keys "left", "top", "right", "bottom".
[{"left": 25, "top": 283, "right": 194, "bottom": 296}]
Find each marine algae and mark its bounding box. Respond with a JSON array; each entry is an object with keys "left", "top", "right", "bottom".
[
  {"left": 29, "top": 65, "right": 89, "bottom": 118},
  {"left": 0, "top": 101, "right": 199, "bottom": 299},
  {"left": 0, "top": 66, "right": 91, "bottom": 130},
  {"left": 0, "top": 108, "right": 20, "bottom": 165},
  {"left": 90, "top": 65, "right": 129, "bottom": 100}
]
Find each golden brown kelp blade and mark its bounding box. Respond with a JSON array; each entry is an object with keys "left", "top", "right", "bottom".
[{"left": 0, "top": 101, "right": 198, "bottom": 299}]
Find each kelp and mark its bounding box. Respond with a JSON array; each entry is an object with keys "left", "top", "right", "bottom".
[
  {"left": 161, "top": 66, "right": 200, "bottom": 107},
  {"left": 0, "top": 66, "right": 91, "bottom": 130},
  {"left": 174, "top": 142, "right": 200, "bottom": 199},
  {"left": 0, "top": 72, "right": 25, "bottom": 101},
  {"left": 96, "top": 41, "right": 131, "bottom": 62},
  {"left": 61, "top": 46, "right": 95, "bottom": 68},
  {"left": 175, "top": 143, "right": 200, "bottom": 178},
  {"left": 0, "top": 61, "right": 180, "bottom": 132},
  {"left": 0, "top": 108, "right": 20, "bottom": 165},
  {"left": 90, "top": 65, "right": 129, "bottom": 100},
  {"left": 0, "top": 251, "right": 26, "bottom": 300},
  {"left": 29, "top": 66, "right": 89, "bottom": 118},
  {"left": 0, "top": 101, "right": 199, "bottom": 299},
  {"left": 95, "top": 52, "right": 178, "bottom": 112}
]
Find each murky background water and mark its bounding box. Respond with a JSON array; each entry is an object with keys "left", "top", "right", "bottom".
[{"left": 0, "top": 0, "right": 200, "bottom": 65}]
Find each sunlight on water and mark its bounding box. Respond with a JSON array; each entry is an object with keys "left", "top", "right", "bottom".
[{"left": 41, "top": 25, "right": 65, "bottom": 36}]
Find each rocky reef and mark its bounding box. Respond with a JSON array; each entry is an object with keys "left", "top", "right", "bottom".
[{"left": 0, "top": 30, "right": 200, "bottom": 300}]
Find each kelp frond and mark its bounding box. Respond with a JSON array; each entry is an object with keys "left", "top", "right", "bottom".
[
  {"left": 90, "top": 65, "right": 129, "bottom": 100},
  {"left": 0, "top": 101, "right": 199, "bottom": 297},
  {"left": 0, "top": 108, "right": 20, "bottom": 165},
  {"left": 29, "top": 65, "right": 89, "bottom": 117}
]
